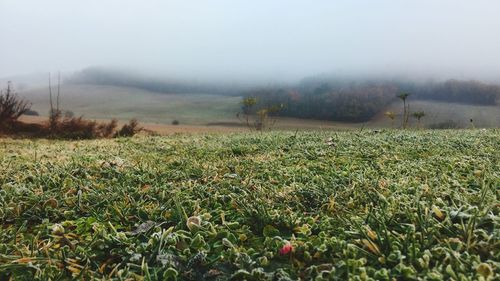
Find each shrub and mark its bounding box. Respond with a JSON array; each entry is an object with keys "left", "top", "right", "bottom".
[
  {"left": 46, "top": 117, "right": 119, "bottom": 139},
  {"left": 384, "top": 111, "right": 396, "bottom": 128},
  {"left": 97, "top": 119, "right": 118, "bottom": 138},
  {"left": 24, "top": 109, "right": 39, "bottom": 116},
  {"left": 0, "top": 82, "right": 31, "bottom": 129},
  {"left": 51, "top": 116, "right": 93, "bottom": 139},
  {"left": 172, "top": 119, "right": 180, "bottom": 125},
  {"left": 116, "top": 119, "right": 141, "bottom": 137},
  {"left": 64, "top": 110, "right": 75, "bottom": 118}
]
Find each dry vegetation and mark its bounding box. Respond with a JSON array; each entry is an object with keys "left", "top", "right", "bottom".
[{"left": 1, "top": 81, "right": 143, "bottom": 139}]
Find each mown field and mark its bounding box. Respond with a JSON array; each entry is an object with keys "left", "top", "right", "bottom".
[{"left": 0, "top": 130, "right": 498, "bottom": 280}]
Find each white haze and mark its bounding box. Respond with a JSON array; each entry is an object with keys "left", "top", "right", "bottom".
[{"left": 1, "top": 0, "right": 500, "bottom": 83}]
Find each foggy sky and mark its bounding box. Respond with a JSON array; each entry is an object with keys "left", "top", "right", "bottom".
[{"left": 1, "top": 0, "right": 500, "bottom": 82}]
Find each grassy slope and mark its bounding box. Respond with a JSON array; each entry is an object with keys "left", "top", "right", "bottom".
[
  {"left": 21, "top": 84, "right": 500, "bottom": 130},
  {"left": 0, "top": 130, "right": 498, "bottom": 280},
  {"left": 18, "top": 84, "right": 365, "bottom": 130},
  {"left": 20, "top": 84, "right": 242, "bottom": 125}
]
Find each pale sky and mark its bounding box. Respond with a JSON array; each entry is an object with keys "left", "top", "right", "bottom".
[{"left": 1, "top": 0, "right": 500, "bottom": 81}]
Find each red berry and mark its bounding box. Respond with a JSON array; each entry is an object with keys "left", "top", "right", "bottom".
[{"left": 279, "top": 242, "right": 293, "bottom": 255}]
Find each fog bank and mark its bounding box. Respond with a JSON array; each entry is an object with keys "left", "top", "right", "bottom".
[{"left": 1, "top": 1, "right": 500, "bottom": 82}]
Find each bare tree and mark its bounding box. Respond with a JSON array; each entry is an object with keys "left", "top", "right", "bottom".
[
  {"left": 0, "top": 81, "right": 31, "bottom": 129},
  {"left": 48, "top": 72, "right": 62, "bottom": 130},
  {"left": 237, "top": 96, "right": 257, "bottom": 129},
  {"left": 397, "top": 92, "right": 410, "bottom": 129},
  {"left": 57, "top": 72, "right": 61, "bottom": 114},
  {"left": 237, "top": 96, "right": 282, "bottom": 131}
]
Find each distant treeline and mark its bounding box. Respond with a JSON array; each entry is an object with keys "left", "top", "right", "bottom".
[
  {"left": 245, "top": 79, "right": 500, "bottom": 122},
  {"left": 67, "top": 68, "right": 500, "bottom": 123},
  {"left": 66, "top": 67, "right": 243, "bottom": 96}
]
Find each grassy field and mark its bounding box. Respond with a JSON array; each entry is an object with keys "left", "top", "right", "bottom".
[
  {"left": 19, "top": 84, "right": 364, "bottom": 131},
  {"left": 21, "top": 84, "right": 242, "bottom": 125},
  {"left": 0, "top": 130, "right": 498, "bottom": 280},
  {"left": 20, "top": 84, "right": 499, "bottom": 130}
]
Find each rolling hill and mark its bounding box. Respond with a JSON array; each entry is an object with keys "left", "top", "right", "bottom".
[
  {"left": 14, "top": 83, "right": 500, "bottom": 130},
  {"left": 19, "top": 84, "right": 242, "bottom": 125}
]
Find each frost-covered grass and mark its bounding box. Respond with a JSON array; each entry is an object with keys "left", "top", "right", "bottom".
[{"left": 0, "top": 130, "right": 498, "bottom": 280}]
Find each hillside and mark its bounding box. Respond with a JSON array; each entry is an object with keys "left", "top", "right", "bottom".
[
  {"left": 19, "top": 84, "right": 242, "bottom": 125},
  {"left": 16, "top": 84, "right": 499, "bottom": 131},
  {"left": 1, "top": 130, "right": 498, "bottom": 279}
]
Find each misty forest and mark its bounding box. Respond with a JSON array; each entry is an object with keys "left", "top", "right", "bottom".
[{"left": 0, "top": 1, "right": 499, "bottom": 280}]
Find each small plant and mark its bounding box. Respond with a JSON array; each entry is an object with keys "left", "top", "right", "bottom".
[
  {"left": 237, "top": 96, "right": 257, "bottom": 129},
  {"left": 47, "top": 72, "right": 63, "bottom": 131},
  {"left": 172, "top": 119, "right": 180, "bottom": 125},
  {"left": 412, "top": 111, "right": 425, "bottom": 128},
  {"left": 254, "top": 109, "right": 268, "bottom": 131},
  {"left": 384, "top": 111, "right": 396, "bottom": 128},
  {"left": 396, "top": 92, "right": 410, "bottom": 129}
]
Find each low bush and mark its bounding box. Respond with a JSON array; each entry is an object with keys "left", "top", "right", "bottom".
[
  {"left": 50, "top": 117, "right": 131, "bottom": 139},
  {"left": 53, "top": 116, "right": 98, "bottom": 139},
  {"left": 64, "top": 110, "right": 75, "bottom": 118},
  {"left": 96, "top": 118, "right": 118, "bottom": 138},
  {"left": 115, "top": 118, "right": 142, "bottom": 137},
  {"left": 23, "top": 109, "right": 39, "bottom": 116}
]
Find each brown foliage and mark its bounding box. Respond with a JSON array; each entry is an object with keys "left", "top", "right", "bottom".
[
  {"left": 115, "top": 119, "right": 142, "bottom": 137},
  {"left": 97, "top": 119, "right": 118, "bottom": 138},
  {"left": 1, "top": 80, "right": 139, "bottom": 139},
  {"left": 3, "top": 115, "right": 134, "bottom": 140},
  {"left": 48, "top": 117, "right": 121, "bottom": 139}
]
